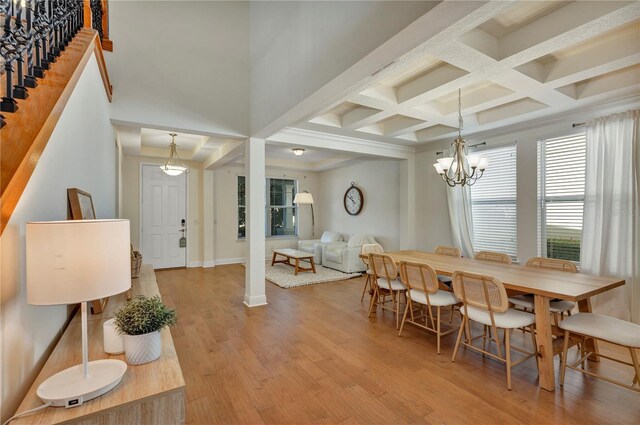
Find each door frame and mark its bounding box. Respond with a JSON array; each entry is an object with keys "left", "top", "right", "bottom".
[{"left": 139, "top": 162, "right": 189, "bottom": 268}]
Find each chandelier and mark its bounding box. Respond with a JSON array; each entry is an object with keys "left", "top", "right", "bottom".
[
  {"left": 160, "top": 133, "right": 189, "bottom": 176},
  {"left": 433, "top": 89, "right": 488, "bottom": 187}
]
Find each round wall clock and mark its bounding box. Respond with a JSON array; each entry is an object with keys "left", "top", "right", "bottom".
[{"left": 344, "top": 182, "right": 364, "bottom": 216}]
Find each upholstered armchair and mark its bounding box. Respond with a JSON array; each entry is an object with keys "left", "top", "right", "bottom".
[
  {"left": 297, "top": 231, "right": 342, "bottom": 265},
  {"left": 321, "top": 234, "right": 378, "bottom": 273}
]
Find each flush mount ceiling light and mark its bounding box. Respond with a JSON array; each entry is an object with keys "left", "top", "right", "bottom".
[
  {"left": 160, "top": 133, "right": 189, "bottom": 176},
  {"left": 292, "top": 148, "right": 305, "bottom": 156},
  {"left": 433, "top": 89, "right": 488, "bottom": 187}
]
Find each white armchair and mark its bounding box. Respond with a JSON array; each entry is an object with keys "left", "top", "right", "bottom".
[
  {"left": 322, "top": 234, "right": 378, "bottom": 273},
  {"left": 297, "top": 231, "right": 342, "bottom": 265}
]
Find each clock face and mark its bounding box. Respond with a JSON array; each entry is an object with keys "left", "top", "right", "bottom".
[{"left": 344, "top": 185, "right": 363, "bottom": 216}]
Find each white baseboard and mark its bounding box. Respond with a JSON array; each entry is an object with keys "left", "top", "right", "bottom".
[
  {"left": 188, "top": 261, "right": 203, "bottom": 268},
  {"left": 203, "top": 260, "right": 216, "bottom": 268},
  {"left": 243, "top": 294, "right": 268, "bottom": 307},
  {"left": 214, "top": 257, "right": 245, "bottom": 266}
]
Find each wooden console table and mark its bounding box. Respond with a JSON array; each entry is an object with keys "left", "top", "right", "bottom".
[{"left": 13, "top": 265, "right": 185, "bottom": 424}]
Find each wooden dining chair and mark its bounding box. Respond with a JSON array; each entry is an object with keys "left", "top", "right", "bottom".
[
  {"left": 451, "top": 271, "right": 537, "bottom": 390},
  {"left": 474, "top": 250, "right": 512, "bottom": 264},
  {"left": 509, "top": 257, "right": 577, "bottom": 325},
  {"left": 360, "top": 243, "right": 383, "bottom": 302},
  {"left": 398, "top": 261, "right": 459, "bottom": 354},
  {"left": 433, "top": 246, "right": 461, "bottom": 287},
  {"left": 368, "top": 252, "right": 406, "bottom": 329}
]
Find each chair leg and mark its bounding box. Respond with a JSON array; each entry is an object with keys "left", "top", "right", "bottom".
[
  {"left": 505, "top": 328, "right": 512, "bottom": 390},
  {"left": 367, "top": 286, "right": 378, "bottom": 318},
  {"left": 529, "top": 325, "right": 539, "bottom": 371},
  {"left": 452, "top": 315, "right": 466, "bottom": 362},
  {"left": 492, "top": 324, "right": 502, "bottom": 359},
  {"left": 482, "top": 325, "right": 487, "bottom": 352},
  {"left": 629, "top": 348, "right": 640, "bottom": 389},
  {"left": 360, "top": 274, "right": 370, "bottom": 302},
  {"left": 560, "top": 329, "right": 571, "bottom": 387},
  {"left": 436, "top": 307, "right": 441, "bottom": 355},
  {"left": 399, "top": 299, "right": 410, "bottom": 336}
]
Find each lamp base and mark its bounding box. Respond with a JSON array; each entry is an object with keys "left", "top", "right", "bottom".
[{"left": 37, "top": 359, "right": 127, "bottom": 407}]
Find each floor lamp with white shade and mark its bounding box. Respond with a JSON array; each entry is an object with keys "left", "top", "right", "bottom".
[
  {"left": 293, "top": 191, "right": 314, "bottom": 237},
  {"left": 26, "top": 219, "right": 131, "bottom": 408}
]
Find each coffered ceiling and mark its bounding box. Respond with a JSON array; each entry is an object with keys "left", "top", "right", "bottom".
[{"left": 295, "top": 1, "right": 640, "bottom": 147}]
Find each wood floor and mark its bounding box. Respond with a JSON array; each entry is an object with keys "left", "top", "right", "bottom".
[{"left": 156, "top": 266, "right": 640, "bottom": 425}]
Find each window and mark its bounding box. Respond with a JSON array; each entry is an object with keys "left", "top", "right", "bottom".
[
  {"left": 469, "top": 144, "right": 518, "bottom": 259},
  {"left": 267, "top": 178, "right": 297, "bottom": 237},
  {"left": 537, "top": 132, "right": 586, "bottom": 262},
  {"left": 237, "top": 176, "right": 298, "bottom": 238},
  {"left": 238, "top": 176, "right": 246, "bottom": 238}
]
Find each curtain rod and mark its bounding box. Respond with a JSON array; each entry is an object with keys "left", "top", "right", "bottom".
[{"left": 572, "top": 122, "right": 585, "bottom": 128}]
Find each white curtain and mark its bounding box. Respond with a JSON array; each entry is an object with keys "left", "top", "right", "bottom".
[
  {"left": 447, "top": 185, "right": 475, "bottom": 258},
  {"left": 581, "top": 109, "right": 639, "bottom": 322}
]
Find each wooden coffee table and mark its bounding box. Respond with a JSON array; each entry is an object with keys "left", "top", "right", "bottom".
[{"left": 271, "top": 248, "right": 317, "bottom": 275}]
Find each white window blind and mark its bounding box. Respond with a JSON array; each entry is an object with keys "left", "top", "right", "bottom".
[
  {"left": 537, "top": 132, "right": 586, "bottom": 262},
  {"left": 470, "top": 143, "right": 517, "bottom": 259}
]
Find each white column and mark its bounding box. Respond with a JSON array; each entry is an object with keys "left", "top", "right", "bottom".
[
  {"left": 399, "top": 154, "right": 416, "bottom": 249},
  {"left": 203, "top": 169, "right": 215, "bottom": 268},
  {"left": 244, "top": 138, "right": 267, "bottom": 307}
]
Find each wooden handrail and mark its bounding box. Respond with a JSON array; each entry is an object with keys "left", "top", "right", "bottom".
[{"left": 0, "top": 29, "right": 112, "bottom": 236}]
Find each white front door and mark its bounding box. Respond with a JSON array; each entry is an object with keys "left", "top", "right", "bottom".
[{"left": 141, "top": 165, "right": 187, "bottom": 269}]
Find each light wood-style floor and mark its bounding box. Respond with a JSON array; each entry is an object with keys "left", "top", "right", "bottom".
[{"left": 157, "top": 266, "right": 640, "bottom": 425}]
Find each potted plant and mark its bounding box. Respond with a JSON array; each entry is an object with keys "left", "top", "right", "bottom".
[{"left": 114, "top": 295, "right": 177, "bottom": 365}]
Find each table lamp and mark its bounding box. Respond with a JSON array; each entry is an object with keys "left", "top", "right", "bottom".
[
  {"left": 26, "top": 219, "right": 131, "bottom": 408},
  {"left": 293, "top": 191, "right": 314, "bottom": 237}
]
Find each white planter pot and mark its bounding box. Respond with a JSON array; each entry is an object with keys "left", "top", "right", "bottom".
[{"left": 123, "top": 331, "right": 161, "bottom": 365}]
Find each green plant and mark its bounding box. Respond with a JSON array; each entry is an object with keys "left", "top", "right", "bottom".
[{"left": 114, "top": 295, "right": 177, "bottom": 336}]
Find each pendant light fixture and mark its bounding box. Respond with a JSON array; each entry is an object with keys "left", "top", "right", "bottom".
[
  {"left": 433, "top": 89, "right": 488, "bottom": 187},
  {"left": 160, "top": 133, "right": 189, "bottom": 176}
]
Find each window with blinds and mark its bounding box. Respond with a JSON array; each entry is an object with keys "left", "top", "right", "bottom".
[
  {"left": 537, "top": 132, "right": 586, "bottom": 262},
  {"left": 469, "top": 143, "right": 518, "bottom": 259}
]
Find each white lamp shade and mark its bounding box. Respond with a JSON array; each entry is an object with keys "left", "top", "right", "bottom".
[
  {"left": 293, "top": 192, "right": 314, "bottom": 205},
  {"left": 433, "top": 163, "right": 444, "bottom": 174},
  {"left": 437, "top": 157, "right": 454, "bottom": 171},
  {"left": 26, "top": 219, "right": 131, "bottom": 305},
  {"left": 160, "top": 165, "right": 187, "bottom": 176}
]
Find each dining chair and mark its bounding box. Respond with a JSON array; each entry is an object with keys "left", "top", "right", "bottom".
[
  {"left": 560, "top": 313, "right": 640, "bottom": 393},
  {"left": 367, "top": 252, "right": 406, "bottom": 329},
  {"left": 360, "top": 243, "right": 384, "bottom": 302},
  {"left": 474, "top": 251, "right": 512, "bottom": 264},
  {"left": 451, "top": 270, "right": 537, "bottom": 390},
  {"left": 509, "top": 257, "right": 577, "bottom": 325},
  {"left": 398, "top": 261, "right": 459, "bottom": 354},
  {"left": 433, "top": 246, "right": 461, "bottom": 287}
]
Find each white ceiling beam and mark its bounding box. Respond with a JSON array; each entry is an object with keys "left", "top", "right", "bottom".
[
  {"left": 268, "top": 127, "right": 414, "bottom": 159},
  {"left": 203, "top": 140, "right": 245, "bottom": 170},
  {"left": 252, "top": 0, "right": 490, "bottom": 140}
]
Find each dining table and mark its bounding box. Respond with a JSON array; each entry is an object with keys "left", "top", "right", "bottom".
[{"left": 368, "top": 250, "right": 626, "bottom": 392}]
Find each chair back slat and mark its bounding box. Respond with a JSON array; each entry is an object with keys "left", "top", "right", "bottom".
[
  {"left": 452, "top": 271, "right": 508, "bottom": 313},
  {"left": 526, "top": 257, "right": 577, "bottom": 273},
  {"left": 369, "top": 253, "right": 398, "bottom": 281},
  {"left": 434, "top": 245, "right": 461, "bottom": 258},
  {"left": 475, "top": 251, "right": 512, "bottom": 265},
  {"left": 399, "top": 261, "right": 439, "bottom": 294},
  {"left": 361, "top": 243, "right": 383, "bottom": 266}
]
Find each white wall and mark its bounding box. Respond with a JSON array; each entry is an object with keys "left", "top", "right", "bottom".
[
  {"left": 0, "top": 55, "right": 115, "bottom": 422},
  {"left": 213, "top": 164, "right": 319, "bottom": 263},
  {"left": 249, "top": 1, "right": 437, "bottom": 134},
  {"left": 107, "top": 1, "right": 249, "bottom": 138},
  {"left": 317, "top": 159, "right": 402, "bottom": 251},
  {"left": 120, "top": 155, "right": 202, "bottom": 266}
]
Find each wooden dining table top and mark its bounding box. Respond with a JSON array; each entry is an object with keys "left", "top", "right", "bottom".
[{"left": 365, "top": 250, "right": 625, "bottom": 302}]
